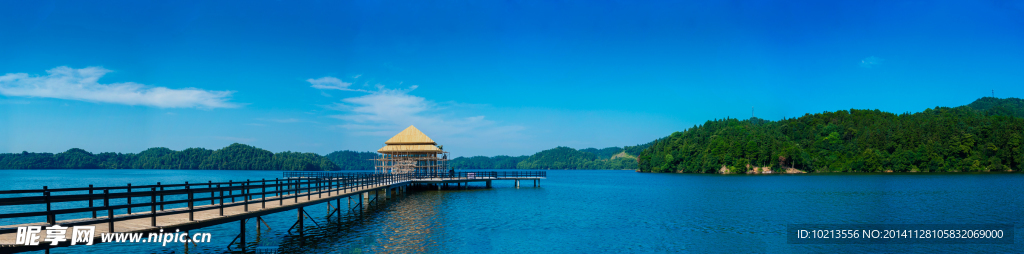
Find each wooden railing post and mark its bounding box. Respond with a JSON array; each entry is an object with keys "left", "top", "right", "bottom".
[
  {"left": 44, "top": 186, "right": 53, "bottom": 225},
  {"left": 229, "top": 180, "right": 235, "bottom": 203},
  {"left": 89, "top": 184, "right": 96, "bottom": 218},
  {"left": 126, "top": 183, "right": 132, "bottom": 214},
  {"left": 104, "top": 189, "right": 113, "bottom": 233},
  {"left": 261, "top": 178, "right": 266, "bottom": 209},
  {"left": 277, "top": 178, "right": 282, "bottom": 206},
  {"left": 158, "top": 182, "right": 164, "bottom": 211},
  {"left": 187, "top": 182, "right": 193, "bottom": 221},
  {"left": 219, "top": 184, "right": 224, "bottom": 216},
  {"left": 150, "top": 186, "right": 156, "bottom": 226},
  {"left": 209, "top": 181, "right": 214, "bottom": 205},
  {"left": 246, "top": 179, "right": 252, "bottom": 200},
  {"left": 244, "top": 180, "right": 249, "bottom": 212}
]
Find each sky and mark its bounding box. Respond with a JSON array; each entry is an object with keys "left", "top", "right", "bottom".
[{"left": 1, "top": 0, "right": 1023, "bottom": 156}]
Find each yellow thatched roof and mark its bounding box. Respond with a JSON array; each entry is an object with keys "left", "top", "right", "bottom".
[
  {"left": 384, "top": 125, "right": 437, "bottom": 145},
  {"left": 377, "top": 144, "right": 443, "bottom": 153},
  {"left": 377, "top": 125, "right": 444, "bottom": 154}
]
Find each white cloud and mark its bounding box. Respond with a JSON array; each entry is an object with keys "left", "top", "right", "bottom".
[
  {"left": 0, "top": 66, "right": 239, "bottom": 108},
  {"left": 307, "top": 76, "right": 368, "bottom": 92},
  {"left": 323, "top": 83, "right": 524, "bottom": 145},
  {"left": 860, "top": 56, "right": 884, "bottom": 68}
]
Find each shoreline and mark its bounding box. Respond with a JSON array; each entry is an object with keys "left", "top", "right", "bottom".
[{"left": 636, "top": 170, "right": 1021, "bottom": 175}]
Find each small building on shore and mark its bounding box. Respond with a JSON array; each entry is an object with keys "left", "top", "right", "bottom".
[{"left": 374, "top": 125, "right": 449, "bottom": 174}]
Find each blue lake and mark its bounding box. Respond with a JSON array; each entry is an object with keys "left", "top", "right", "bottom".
[{"left": 1, "top": 169, "right": 1022, "bottom": 253}]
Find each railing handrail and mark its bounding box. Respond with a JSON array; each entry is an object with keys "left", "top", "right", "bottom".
[
  {"left": 0, "top": 170, "right": 545, "bottom": 232},
  {"left": 282, "top": 170, "right": 546, "bottom": 180},
  {"left": 0, "top": 173, "right": 417, "bottom": 232}
]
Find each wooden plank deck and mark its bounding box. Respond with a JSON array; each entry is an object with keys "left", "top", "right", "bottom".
[
  {"left": 0, "top": 180, "right": 405, "bottom": 249},
  {"left": 0, "top": 172, "right": 546, "bottom": 252}
]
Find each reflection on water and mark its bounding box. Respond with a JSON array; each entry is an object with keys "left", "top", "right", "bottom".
[{"left": 275, "top": 185, "right": 450, "bottom": 254}]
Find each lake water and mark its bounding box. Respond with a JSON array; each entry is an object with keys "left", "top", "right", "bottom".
[{"left": 1, "top": 170, "right": 1022, "bottom": 253}]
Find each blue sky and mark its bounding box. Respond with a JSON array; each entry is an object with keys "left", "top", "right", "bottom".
[{"left": 1, "top": 0, "right": 1023, "bottom": 156}]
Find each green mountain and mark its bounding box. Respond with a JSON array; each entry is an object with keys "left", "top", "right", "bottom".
[
  {"left": 450, "top": 155, "right": 529, "bottom": 169},
  {"left": 516, "top": 146, "right": 636, "bottom": 169},
  {"left": 323, "top": 150, "right": 378, "bottom": 171},
  {"left": 449, "top": 142, "right": 653, "bottom": 170},
  {"left": 967, "top": 97, "right": 1024, "bottom": 118},
  {"left": 0, "top": 143, "right": 339, "bottom": 171},
  {"left": 637, "top": 97, "right": 1024, "bottom": 174},
  {"left": 1, "top": 142, "right": 655, "bottom": 171},
  {"left": 579, "top": 147, "right": 623, "bottom": 159}
]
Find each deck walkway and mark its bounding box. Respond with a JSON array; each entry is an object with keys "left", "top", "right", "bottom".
[{"left": 0, "top": 171, "right": 545, "bottom": 253}]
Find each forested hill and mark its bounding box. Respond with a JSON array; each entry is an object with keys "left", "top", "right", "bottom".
[
  {"left": 516, "top": 146, "right": 637, "bottom": 169},
  {"left": 0, "top": 143, "right": 340, "bottom": 171},
  {"left": 450, "top": 142, "right": 653, "bottom": 170},
  {"left": 967, "top": 97, "right": 1024, "bottom": 118},
  {"left": 323, "top": 150, "right": 377, "bottom": 171},
  {"left": 1, "top": 143, "right": 655, "bottom": 170},
  {"left": 638, "top": 97, "right": 1024, "bottom": 174},
  {"left": 449, "top": 155, "right": 528, "bottom": 169}
]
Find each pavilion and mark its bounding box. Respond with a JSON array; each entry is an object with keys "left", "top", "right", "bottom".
[{"left": 374, "top": 125, "right": 449, "bottom": 174}]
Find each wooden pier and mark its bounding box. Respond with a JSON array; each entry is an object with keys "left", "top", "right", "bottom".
[{"left": 0, "top": 171, "right": 545, "bottom": 253}]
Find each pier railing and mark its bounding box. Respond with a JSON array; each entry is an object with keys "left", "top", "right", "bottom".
[
  {"left": 0, "top": 173, "right": 411, "bottom": 234},
  {"left": 283, "top": 171, "right": 546, "bottom": 180},
  {"left": 0, "top": 171, "right": 545, "bottom": 234}
]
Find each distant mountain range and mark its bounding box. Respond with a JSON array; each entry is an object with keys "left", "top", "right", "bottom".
[
  {"left": 449, "top": 144, "right": 651, "bottom": 170},
  {"left": 0, "top": 140, "right": 649, "bottom": 171},
  {"left": 0, "top": 143, "right": 338, "bottom": 171},
  {"left": 315, "top": 144, "right": 653, "bottom": 171},
  {"left": 6, "top": 97, "right": 1018, "bottom": 172}
]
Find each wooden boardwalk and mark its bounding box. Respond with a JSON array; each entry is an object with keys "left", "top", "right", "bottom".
[{"left": 0, "top": 171, "right": 545, "bottom": 253}]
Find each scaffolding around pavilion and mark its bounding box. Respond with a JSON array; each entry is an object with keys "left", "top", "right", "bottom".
[{"left": 373, "top": 125, "right": 449, "bottom": 174}]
